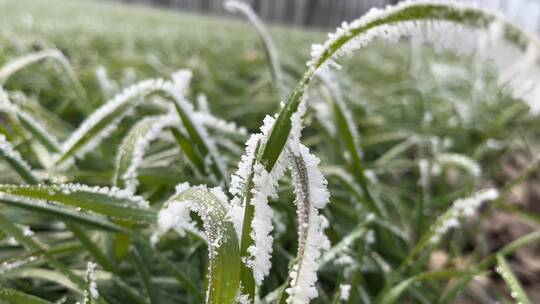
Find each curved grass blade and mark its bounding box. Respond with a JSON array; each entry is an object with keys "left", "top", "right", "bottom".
[
  {"left": 0, "top": 287, "right": 53, "bottom": 304},
  {"left": 259, "top": 1, "right": 536, "bottom": 172},
  {"left": 0, "top": 49, "right": 89, "bottom": 112},
  {"left": 496, "top": 254, "right": 532, "bottom": 304},
  {"left": 0, "top": 88, "right": 61, "bottom": 154},
  {"left": 54, "top": 79, "right": 226, "bottom": 181},
  {"left": 113, "top": 114, "right": 181, "bottom": 193},
  {"left": 0, "top": 184, "right": 154, "bottom": 224},
  {"left": 224, "top": 0, "right": 284, "bottom": 98},
  {"left": 154, "top": 184, "right": 240, "bottom": 304},
  {"left": 130, "top": 245, "right": 158, "bottom": 304},
  {"left": 400, "top": 189, "right": 499, "bottom": 270}
]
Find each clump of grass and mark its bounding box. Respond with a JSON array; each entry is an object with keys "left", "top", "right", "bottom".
[{"left": 0, "top": 0, "right": 539, "bottom": 303}]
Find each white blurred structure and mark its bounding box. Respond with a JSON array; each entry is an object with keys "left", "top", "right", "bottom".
[{"left": 468, "top": 0, "right": 540, "bottom": 33}]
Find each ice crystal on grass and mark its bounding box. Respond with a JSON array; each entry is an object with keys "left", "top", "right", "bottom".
[
  {"left": 151, "top": 182, "right": 203, "bottom": 244},
  {"left": 286, "top": 144, "right": 331, "bottom": 304},
  {"left": 171, "top": 68, "right": 193, "bottom": 96},
  {"left": 86, "top": 261, "right": 99, "bottom": 300},
  {"left": 436, "top": 153, "right": 482, "bottom": 178},
  {"left": 431, "top": 188, "right": 499, "bottom": 244},
  {"left": 339, "top": 284, "right": 351, "bottom": 301},
  {"left": 57, "top": 78, "right": 168, "bottom": 166},
  {"left": 246, "top": 163, "right": 280, "bottom": 285},
  {"left": 119, "top": 114, "right": 181, "bottom": 193}
]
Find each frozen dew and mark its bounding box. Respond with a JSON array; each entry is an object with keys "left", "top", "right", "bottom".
[
  {"left": 431, "top": 188, "right": 499, "bottom": 244},
  {"left": 436, "top": 153, "right": 482, "bottom": 178},
  {"left": 86, "top": 261, "right": 99, "bottom": 300},
  {"left": 339, "top": 284, "right": 351, "bottom": 301}
]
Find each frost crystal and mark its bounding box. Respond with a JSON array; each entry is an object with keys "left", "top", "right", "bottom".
[
  {"left": 86, "top": 261, "right": 99, "bottom": 300},
  {"left": 151, "top": 183, "right": 202, "bottom": 244},
  {"left": 171, "top": 68, "right": 193, "bottom": 96},
  {"left": 339, "top": 284, "right": 351, "bottom": 301}
]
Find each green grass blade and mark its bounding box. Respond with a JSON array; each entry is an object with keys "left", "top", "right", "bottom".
[
  {"left": 0, "top": 213, "right": 86, "bottom": 292},
  {"left": 130, "top": 245, "right": 159, "bottom": 304},
  {"left": 375, "top": 270, "right": 480, "bottom": 304},
  {"left": 317, "top": 71, "right": 380, "bottom": 214},
  {"left": 496, "top": 254, "right": 532, "bottom": 304},
  {"left": 0, "top": 184, "right": 154, "bottom": 223},
  {"left": 66, "top": 223, "right": 117, "bottom": 273},
  {"left": 225, "top": 0, "right": 284, "bottom": 98},
  {"left": 0, "top": 195, "right": 125, "bottom": 232},
  {"left": 0, "top": 287, "right": 53, "bottom": 304},
  {"left": 169, "top": 127, "right": 207, "bottom": 174},
  {"left": 0, "top": 49, "right": 89, "bottom": 112},
  {"left": 0, "top": 88, "right": 61, "bottom": 154}
]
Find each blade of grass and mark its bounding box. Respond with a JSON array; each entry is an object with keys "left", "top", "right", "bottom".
[
  {"left": 0, "top": 184, "right": 154, "bottom": 224},
  {"left": 0, "top": 286, "right": 53, "bottom": 304},
  {"left": 496, "top": 254, "right": 531, "bottom": 304}
]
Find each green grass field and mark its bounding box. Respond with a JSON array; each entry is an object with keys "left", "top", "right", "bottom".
[{"left": 0, "top": 0, "right": 539, "bottom": 303}]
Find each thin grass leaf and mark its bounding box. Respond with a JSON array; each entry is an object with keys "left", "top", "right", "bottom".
[
  {"left": 439, "top": 230, "right": 540, "bottom": 304},
  {"left": 54, "top": 79, "right": 227, "bottom": 181},
  {"left": 400, "top": 189, "right": 499, "bottom": 270},
  {"left": 375, "top": 270, "right": 480, "bottom": 304},
  {"left": 0, "top": 213, "right": 86, "bottom": 292},
  {"left": 496, "top": 254, "right": 532, "bottom": 304},
  {"left": 0, "top": 88, "right": 61, "bottom": 154},
  {"left": 130, "top": 246, "right": 158, "bottom": 304},
  {"left": 0, "top": 287, "right": 53, "bottom": 304},
  {"left": 317, "top": 70, "right": 380, "bottom": 214},
  {"left": 66, "top": 223, "right": 117, "bottom": 273},
  {"left": 0, "top": 49, "right": 89, "bottom": 111},
  {"left": 0, "top": 184, "right": 154, "bottom": 223},
  {"left": 0, "top": 195, "right": 125, "bottom": 232},
  {"left": 224, "top": 0, "right": 284, "bottom": 98}
]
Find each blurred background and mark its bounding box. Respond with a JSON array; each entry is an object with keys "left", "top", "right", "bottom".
[
  {"left": 107, "top": 0, "right": 540, "bottom": 30},
  {"left": 1, "top": 0, "right": 540, "bottom": 303}
]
